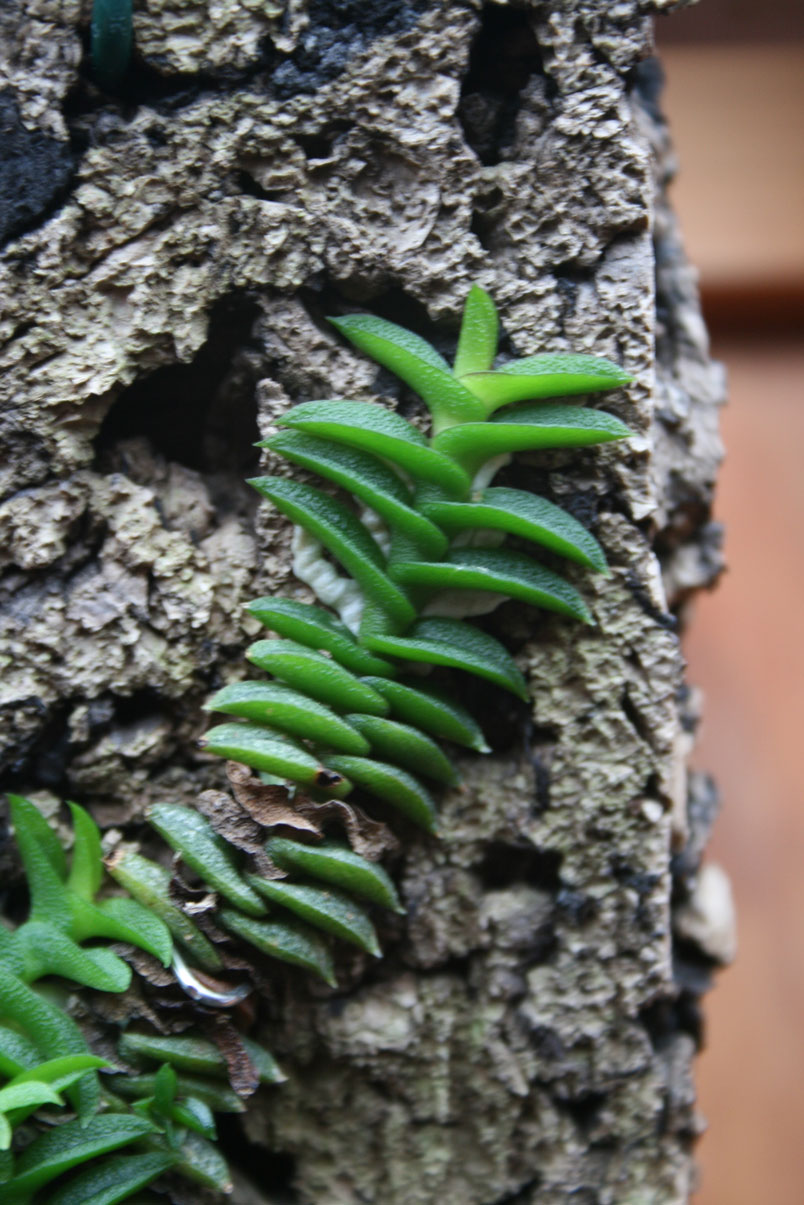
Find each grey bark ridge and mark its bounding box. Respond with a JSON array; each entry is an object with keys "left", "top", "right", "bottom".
[{"left": 0, "top": 2, "right": 728, "bottom": 1204}]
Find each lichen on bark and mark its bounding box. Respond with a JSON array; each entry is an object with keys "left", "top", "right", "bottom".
[{"left": 0, "top": 2, "right": 727, "bottom": 1202}]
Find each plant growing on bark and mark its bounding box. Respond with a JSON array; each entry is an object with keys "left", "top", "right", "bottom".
[{"left": 2, "top": 286, "right": 631, "bottom": 1200}]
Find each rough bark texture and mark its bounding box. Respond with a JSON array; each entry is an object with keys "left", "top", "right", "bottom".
[{"left": 0, "top": 2, "right": 728, "bottom": 1203}]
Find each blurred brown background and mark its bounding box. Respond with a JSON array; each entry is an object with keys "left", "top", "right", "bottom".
[{"left": 657, "top": 3, "right": 804, "bottom": 1201}]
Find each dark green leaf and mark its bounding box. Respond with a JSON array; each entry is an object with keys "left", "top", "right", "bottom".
[
  {"left": 265, "top": 838, "right": 404, "bottom": 913},
  {"left": 453, "top": 284, "right": 499, "bottom": 377},
  {"left": 249, "top": 476, "right": 416, "bottom": 628},
  {"left": 153, "top": 1063, "right": 177, "bottom": 1115},
  {"left": 346, "top": 714, "right": 458, "bottom": 785},
  {"left": 364, "top": 618, "right": 528, "bottom": 700},
  {"left": 219, "top": 910, "right": 337, "bottom": 986},
  {"left": 421, "top": 485, "right": 608, "bottom": 572},
  {"left": 92, "top": 897, "right": 173, "bottom": 967},
  {"left": 8, "top": 795, "right": 70, "bottom": 926},
  {"left": 106, "top": 851, "right": 222, "bottom": 971},
  {"left": 360, "top": 676, "right": 489, "bottom": 752},
  {"left": 432, "top": 402, "right": 631, "bottom": 475},
  {"left": 329, "top": 314, "right": 487, "bottom": 431},
  {"left": 148, "top": 805, "right": 266, "bottom": 917},
  {"left": 321, "top": 756, "right": 439, "bottom": 833},
  {"left": 201, "top": 721, "right": 353, "bottom": 797},
  {"left": 391, "top": 547, "right": 592, "bottom": 623},
  {"left": 277, "top": 401, "right": 471, "bottom": 496},
  {"left": 172, "top": 1130, "right": 231, "bottom": 1193},
  {"left": 205, "top": 682, "right": 370, "bottom": 755},
  {"left": 246, "top": 639, "right": 390, "bottom": 715},
  {"left": 108, "top": 1072, "right": 245, "bottom": 1113},
  {"left": 118, "top": 1033, "right": 285, "bottom": 1085},
  {"left": 246, "top": 597, "right": 395, "bottom": 676},
  {"left": 47, "top": 1151, "right": 175, "bottom": 1205},
  {"left": 5, "top": 1114, "right": 157, "bottom": 1198},
  {"left": 0, "top": 1027, "right": 41, "bottom": 1075},
  {"left": 266, "top": 431, "right": 448, "bottom": 558},
  {"left": 248, "top": 877, "right": 381, "bottom": 956}
]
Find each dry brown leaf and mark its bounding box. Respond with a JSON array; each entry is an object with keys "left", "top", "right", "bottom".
[{"left": 196, "top": 788, "right": 264, "bottom": 853}]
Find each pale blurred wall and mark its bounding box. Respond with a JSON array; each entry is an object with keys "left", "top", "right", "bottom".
[{"left": 656, "top": 5, "right": 804, "bottom": 1202}]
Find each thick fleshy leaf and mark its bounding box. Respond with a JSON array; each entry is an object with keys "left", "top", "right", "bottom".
[
  {"left": 47, "top": 1151, "right": 175, "bottom": 1205},
  {"left": 432, "top": 402, "right": 631, "bottom": 475},
  {"left": 118, "top": 1032, "right": 284, "bottom": 1085},
  {"left": 108, "top": 1072, "right": 246, "bottom": 1113},
  {"left": 346, "top": 714, "right": 458, "bottom": 785},
  {"left": 4, "top": 1113, "right": 157, "bottom": 1198},
  {"left": 364, "top": 618, "right": 528, "bottom": 700},
  {"left": 277, "top": 401, "right": 471, "bottom": 496},
  {"left": 360, "top": 676, "right": 489, "bottom": 752},
  {"left": 249, "top": 476, "right": 416, "bottom": 627},
  {"left": 265, "top": 838, "right": 404, "bottom": 914},
  {"left": 266, "top": 431, "right": 448, "bottom": 558},
  {"left": 171, "top": 1095, "right": 217, "bottom": 1140},
  {"left": 90, "top": 0, "right": 134, "bottom": 91},
  {"left": 453, "top": 285, "right": 499, "bottom": 377},
  {"left": 205, "top": 682, "right": 370, "bottom": 755},
  {"left": 8, "top": 1055, "right": 108, "bottom": 1092},
  {"left": 246, "top": 597, "right": 395, "bottom": 676},
  {"left": 0, "top": 1080, "right": 63, "bottom": 1114},
  {"left": 421, "top": 485, "right": 608, "bottom": 572},
  {"left": 460, "top": 352, "right": 631, "bottom": 412},
  {"left": 0, "top": 1026, "right": 41, "bottom": 1075},
  {"left": 329, "top": 314, "right": 487, "bottom": 431},
  {"left": 106, "top": 851, "right": 222, "bottom": 970},
  {"left": 5, "top": 793, "right": 67, "bottom": 879},
  {"left": 8, "top": 795, "right": 71, "bottom": 926},
  {"left": 249, "top": 877, "right": 381, "bottom": 956},
  {"left": 321, "top": 756, "right": 438, "bottom": 834},
  {"left": 148, "top": 805, "right": 266, "bottom": 917},
  {"left": 0, "top": 974, "right": 98, "bottom": 1119},
  {"left": 201, "top": 721, "right": 353, "bottom": 797},
  {"left": 219, "top": 909, "right": 337, "bottom": 986},
  {"left": 391, "top": 547, "right": 592, "bottom": 623},
  {"left": 94, "top": 897, "right": 173, "bottom": 966},
  {"left": 172, "top": 1130, "right": 232, "bottom": 1193},
  {"left": 14, "top": 922, "right": 131, "bottom": 992},
  {"left": 66, "top": 801, "right": 103, "bottom": 900},
  {"left": 246, "top": 639, "right": 390, "bottom": 715}
]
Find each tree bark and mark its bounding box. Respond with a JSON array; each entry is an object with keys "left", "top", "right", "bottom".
[{"left": 0, "top": 2, "right": 728, "bottom": 1203}]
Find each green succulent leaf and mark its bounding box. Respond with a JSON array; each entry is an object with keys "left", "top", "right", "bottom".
[
  {"left": 201, "top": 721, "right": 353, "bottom": 797},
  {"left": 169, "top": 1095, "right": 217, "bottom": 1140},
  {"left": 345, "top": 714, "right": 458, "bottom": 785},
  {"left": 108, "top": 1072, "right": 246, "bottom": 1113},
  {"left": 47, "top": 1150, "right": 175, "bottom": 1205},
  {"left": 0, "top": 974, "right": 99, "bottom": 1118},
  {"left": 0, "top": 1027, "right": 43, "bottom": 1076},
  {"left": 364, "top": 617, "right": 528, "bottom": 700},
  {"left": 66, "top": 802, "right": 103, "bottom": 900},
  {"left": 171, "top": 1129, "right": 232, "bottom": 1193},
  {"left": 248, "top": 876, "right": 381, "bottom": 956},
  {"left": 219, "top": 909, "right": 337, "bottom": 986},
  {"left": 329, "top": 313, "right": 487, "bottom": 431},
  {"left": 421, "top": 485, "right": 608, "bottom": 573},
  {"left": 106, "top": 852, "right": 222, "bottom": 971},
  {"left": 453, "top": 284, "right": 499, "bottom": 377},
  {"left": 460, "top": 352, "right": 631, "bottom": 413},
  {"left": 0, "top": 1078, "right": 63, "bottom": 1116},
  {"left": 118, "top": 1032, "right": 285, "bottom": 1085},
  {"left": 432, "top": 402, "right": 631, "bottom": 476},
  {"left": 249, "top": 476, "right": 416, "bottom": 628},
  {"left": 8, "top": 1055, "right": 108, "bottom": 1094},
  {"left": 152, "top": 1062, "right": 177, "bottom": 1116},
  {"left": 14, "top": 922, "right": 132, "bottom": 993},
  {"left": 391, "top": 547, "right": 592, "bottom": 623},
  {"left": 360, "top": 676, "right": 489, "bottom": 752},
  {"left": 276, "top": 401, "right": 471, "bottom": 496},
  {"left": 8, "top": 795, "right": 71, "bottom": 927},
  {"left": 91, "top": 0, "right": 133, "bottom": 92},
  {"left": 205, "top": 682, "right": 370, "bottom": 755},
  {"left": 6, "top": 794, "right": 67, "bottom": 880},
  {"left": 92, "top": 896, "right": 173, "bottom": 967},
  {"left": 246, "top": 639, "right": 390, "bottom": 715},
  {"left": 321, "top": 755, "right": 438, "bottom": 833},
  {"left": 148, "top": 805, "right": 266, "bottom": 917},
  {"left": 265, "top": 838, "right": 404, "bottom": 914},
  {"left": 3, "top": 1113, "right": 157, "bottom": 1199},
  {"left": 246, "top": 597, "right": 395, "bottom": 676},
  {"left": 266, "top": 430, "right": 449, "bottom": 558}
]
